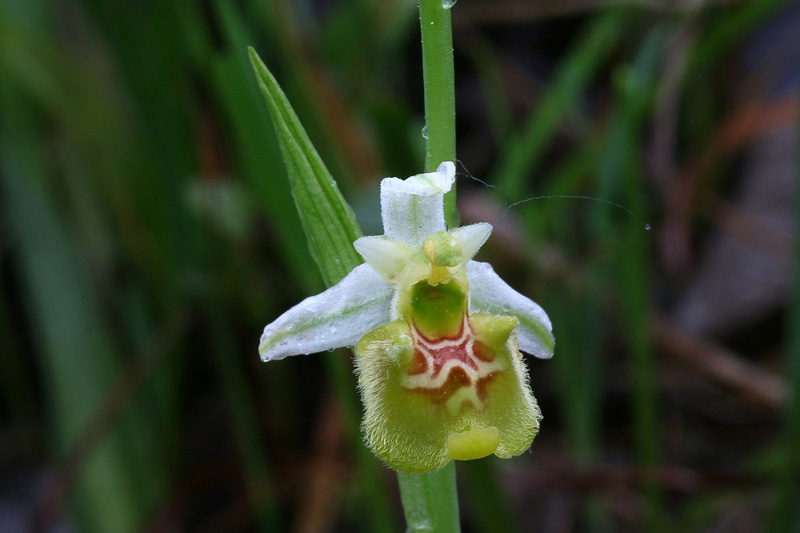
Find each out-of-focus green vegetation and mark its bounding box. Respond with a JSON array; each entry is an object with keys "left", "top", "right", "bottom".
[{"left": 0, "top": 0, "right": 797, "bottom": 531}]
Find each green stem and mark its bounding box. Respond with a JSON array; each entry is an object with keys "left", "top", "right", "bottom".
[
  {"left": 419, "top": 0, "right": 458, "bottom": 228},
  {"left": 398, "top": 465, "right": 459, "bottom": 533},
  {"left": 395, "top": 1, "right": 461, "bottom": 532}
]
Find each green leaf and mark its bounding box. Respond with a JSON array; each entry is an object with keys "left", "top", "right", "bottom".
[
  {"left": 248, "top": 47, "right": 362, "bottom": 285},
  {"left": 250, "top": 46, "right": 395, "bottom": 533}
]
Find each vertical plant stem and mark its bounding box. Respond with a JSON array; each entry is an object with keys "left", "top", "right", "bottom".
[
  {"left": 396, "top": 1, "right": 461, "bottom": 532},
  {"left": 398, "top": 467, "right": 459, "bottom": 533},
  {"left": 419, "top": 0, "right": 458, "bottom": 227}
]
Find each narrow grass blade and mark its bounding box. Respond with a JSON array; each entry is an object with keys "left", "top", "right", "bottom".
[
  {"left": 249, "top": 46, "right": 394, "bottom": 531},
  {"left": 0, "top": 86, "right": 144, "bottom": 531},
  {"left": 249, "top": 47, "right": 362, "bottom": 286},
  {"left": 492, "top": 10, "right": 626, "bottom": 199},
  {"left": 688, "top": 0, "right": 794, "bottom": 76},
  {"left": 602, "top": 26, "right": 668, "bottom": 531},
  {"left": 210, "top": 0, "right": 320, "bottom": 292}
]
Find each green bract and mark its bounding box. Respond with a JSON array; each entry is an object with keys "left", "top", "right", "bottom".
[{"left": 259, "top": 162, "right": 555, "bottom": 473}]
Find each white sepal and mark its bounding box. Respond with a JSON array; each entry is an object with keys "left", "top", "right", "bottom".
[
  {"left": 259, "top": 264, "right": 394, "bottom": 361},
  {"left": 466, "top": 261, "right": 555, "bottom": 359},
  {"left": 450, "top": 222, "right": 492, "bottom": 263},
  {"left": 380, "top": 161, "right": 455, "bottom": 247},
  {"left": 353, "top": 236, "right": 414, "bottom": 281}
]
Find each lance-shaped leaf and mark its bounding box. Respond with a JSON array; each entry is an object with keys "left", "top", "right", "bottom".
[{"left": 249, "top": 47, "right": 362, "bottom": 285}]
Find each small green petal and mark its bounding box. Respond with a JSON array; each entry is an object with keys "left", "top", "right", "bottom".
[
  {"left": 449, "top": 223, "right": 492, "bottom": 263},
  {"left": 354, "top": 235, "right": 414, "bottom": 281}
]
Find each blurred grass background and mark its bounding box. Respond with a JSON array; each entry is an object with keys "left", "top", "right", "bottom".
[{"left": 0, "top": 0, "right": 798, "bottom": 531}]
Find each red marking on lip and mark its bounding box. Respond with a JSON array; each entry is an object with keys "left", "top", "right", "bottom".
[
  {"left": 414, "top": 366, "right": 472, "bottom": 406},
  {"left": 476, "top": 372, "right": 502, "bottom": 402},
  {"left": 472, "top": 340, "right": 496, "bottom": 363},
  {"left": 407, "top": 350, "right": 429, "bottom": 376},
  {"left": 403, "top": 315, "right": 503, "bottom": 411},
  {"left": 424, "top": 339, "right": 476, "bottom": 379}
]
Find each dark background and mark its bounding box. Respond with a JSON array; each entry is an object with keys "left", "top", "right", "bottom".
[{"left": 0, "top": 0, "right": 798, "bottom": 531}]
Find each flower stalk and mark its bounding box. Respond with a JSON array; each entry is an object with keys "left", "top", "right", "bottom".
[
  {"left": 419, "top": 0, "right": 458, "bottom": 228},
  {"left": 399, "top": 0, "right": 459, "bottom": 530}
]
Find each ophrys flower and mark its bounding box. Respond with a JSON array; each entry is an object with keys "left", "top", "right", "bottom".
[{"left": 260, "top": 162, "right": 554, "bottom": 473}]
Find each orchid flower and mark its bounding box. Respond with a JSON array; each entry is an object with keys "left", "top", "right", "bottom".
[{"left": 259, "top": 162, "right": 554, "bottom": 474}]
